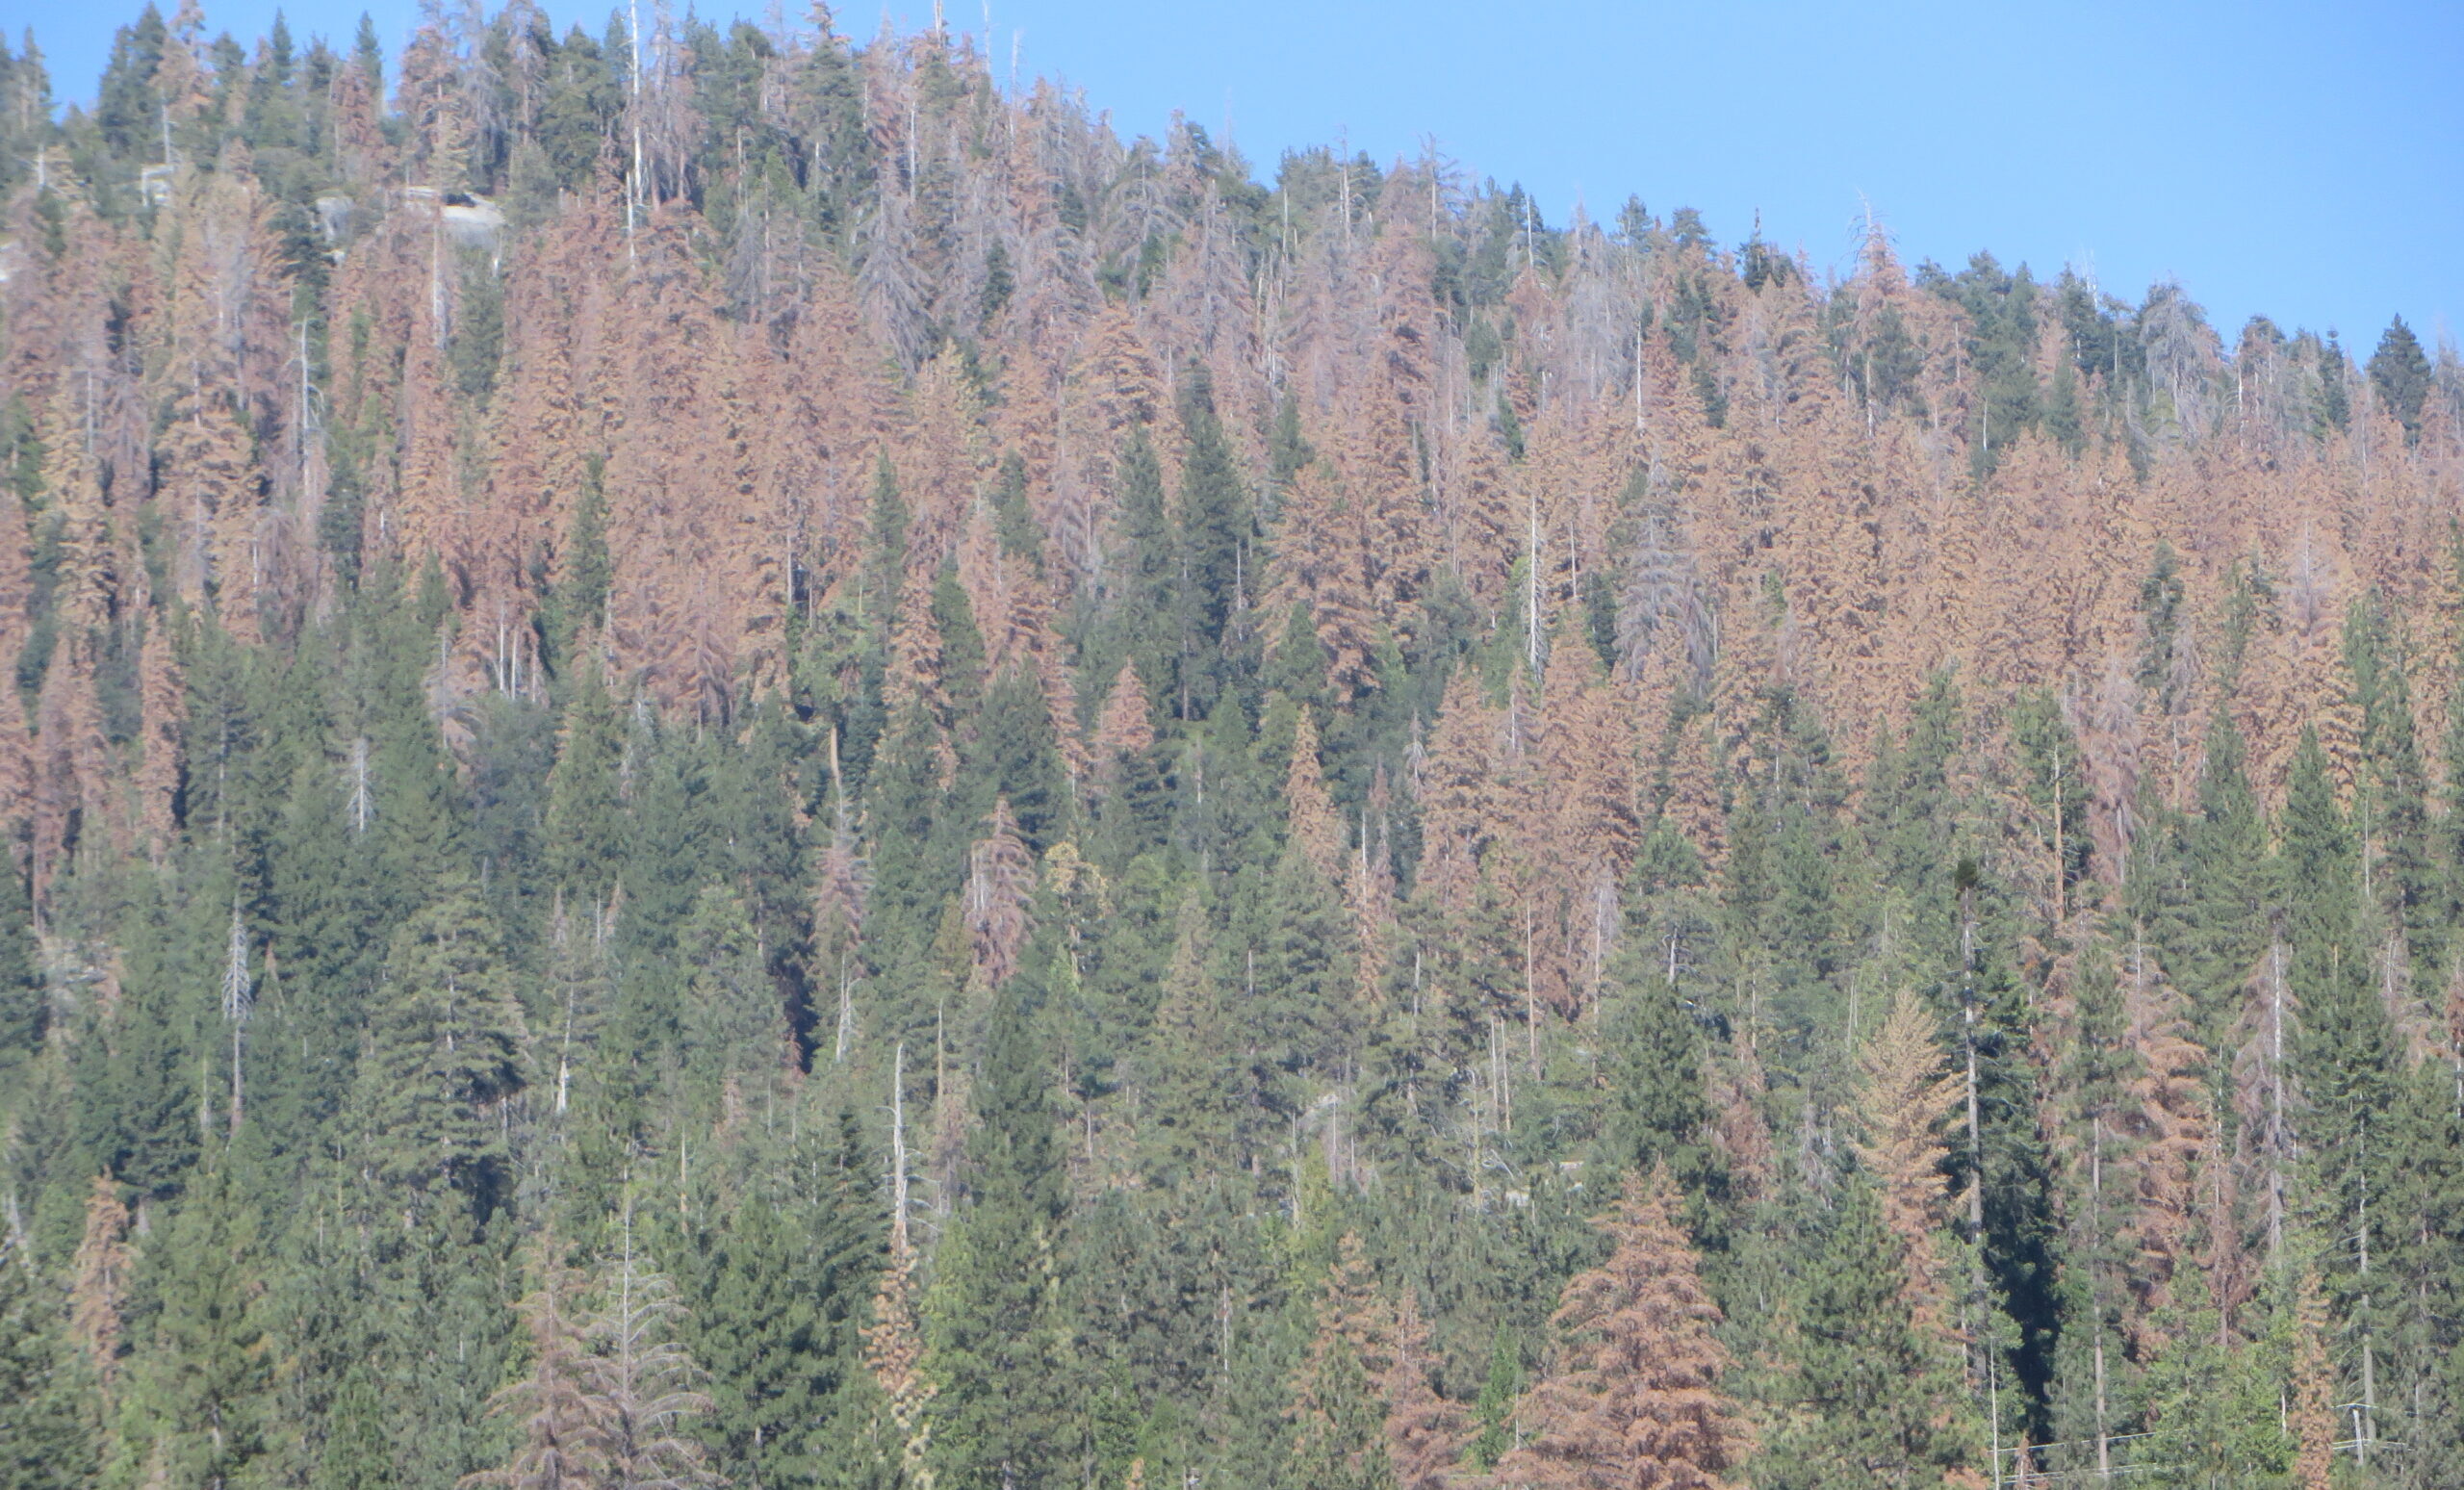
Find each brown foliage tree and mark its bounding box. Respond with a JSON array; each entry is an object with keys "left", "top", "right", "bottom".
[{"left": 1495, "top": 1166, "right": 1751, "bottom": 1490}]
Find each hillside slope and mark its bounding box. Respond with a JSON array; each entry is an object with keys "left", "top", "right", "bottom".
[{"left": 0, "top": 9, "right": 2461, "bottom": 1490}]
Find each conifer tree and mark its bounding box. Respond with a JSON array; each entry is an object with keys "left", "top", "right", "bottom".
[
  {"left": 0, "top": 1233, "right": 92, "bottom": 1490},
  {"left": 1108, "top": 426, "right": 1182, "bottom": 709},
  {"left": 1287, "top": 1235, "right": 1401, "bottom": 1490},
  {"left": 2279, "top": 727, "right": 2399, "bottom": 1403},
  {"left": 2366, "top": 316, "right": 2432, "bottom": 437},
  {"left": 678, "top": 1184, "right": 871, "bottom": 1490},
  {"left": 67, "top": 1176, "right": 130, "bottom": 1391},
  {"left": 475, "top": 1230, "right": 608, "bottom": 1490},
  {"left": 544, "top": 898, "right": 616, "bottom": 1118},
  {"left": 860, "top": 1222, "right": 935, "bottom": 1490},
  {"left": 586, "top": 1209, "right": 719, "bottom": 1490},
  {"left": 963, "top": 799, "right": 1035, "bottom": 990},
  {"left": 1852, "top": 989, "right": 1961, "bottom": 1320},
  {"left": 1496, "top": 1166, "right": 1749, "bottom": 1490},
  {"left": 926, "top": 974, "right": 1081, "bottom": 1490},
  {"left": 2170, "top": 713, "right": 2271, "bottom": 1042},
  {"left": 1766, "top": 1172, "right": 1977, "bottom": 1490},
  {"left": 117, "top": 1163, "right": 271, "bottom": 1490},
  {"left": 2131, "top": 1265, "right": 2294, "bottom": 1487},
  {"left": 1599, "top": 886, "right": 1721, "bottom": 1206},
  {"left": 1137, "top": 889, "right": 1239, "bottom": 1185},
  {"left": 1379, "top": 1287, "right": 1469, "bottom": 1490},
  {"left": 679, "top": 886, "right": 787, "bottom": 1105},
  {"left": 1173, "top": 368, "right": 1252, "bottom": 701},
  {"left": 1283, "top": 706, "right": 1345, "bottom": 886},
  {"left": 349, "top": 883, "right": 530, "bottom": 1204},
  {"left": 318, "top": 1364, "right": 397, "bottom": 1490},
  {"left": 544, "top": 658, "right": 627, "bottom": 906},
  {"left": 2288, "top": 1269, "right": 2335, "bottom": 1490}
]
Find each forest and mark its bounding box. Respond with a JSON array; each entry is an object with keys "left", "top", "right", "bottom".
[{"left": 0, "top": 4, "right": 2461, "bottom": 1488}]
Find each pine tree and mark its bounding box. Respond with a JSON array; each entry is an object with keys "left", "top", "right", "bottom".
[
  {"left": 586, "top": 1209, "right": 720, "bottom": 1490},
  {"left": 1495, "top": 1166, "right": 1750, "bottom": 1490},
  {"left": 1767, "top": 1172, "right": 1977, "bottom": 1490},
  {"left": 0, "top": 833, "right": 46, "bottom": 1067},
  {"left": 1287, "top": 1235, "right": 1400, "bottom": 1490},
  {"left": 1108, "top": 425, "right": 1182, "bottom": 709},
  {"left": 348, "top": 883, "right": 530, "bottom": 1204},
  {"left": 0, "top": 1233, "right": 92, "bottom": 1490},
  {"left": 1851, "top": 988, "right": 1962, "bottom": 1320},
  {"left": 1137, "top": 889, "right": 1239, "bottom": 1185},
  {"left": 475, "top": 1230, "right": 608, "bottom": 1490}
]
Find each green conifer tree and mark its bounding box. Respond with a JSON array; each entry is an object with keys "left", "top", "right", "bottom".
[
  {"left": 348, "top": 884, "right": 529, "bottom": 1206},
  {"left": 926, "top": 965, "right": 1083, "bottom": 1490},
  {"left": 1766, "top": 1172, "right": 1977, "bottom": 1490},
  {"left": 0, "top": 1237, "right": 93, "bottom": 1490},
  {"left": 1136, "top": 890, "right": 1241, "bottom": 1185},
  {"left": 114, "top": 1164, "right": 270, "bottom": 1490}
]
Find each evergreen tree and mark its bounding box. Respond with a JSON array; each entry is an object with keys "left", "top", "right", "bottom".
[
  {"left": 678, "top": 886, "right": 787, "bottom": 1104},
  {"left": 0, "top": 1236, "right": 92, "bottom": 1490},
  {"left": 1495, "top": 1166, "right": 1750, "bottom": 1490},
  {"left": 348, "top": 884, "right": 529, "bottom": 1207},
  {"left": 473, "top": 1231, "right": 606, "bottom": 1490},
  {"left": 1597, "top": 888, "right": 1722, "bottom": 1206},
  {"left": 1286, "top": 1236, "right": 1401, "bottom": 1490},
  {"left": 677, "top": 1171, "right": 874, "bottom": 1490},
  {"left": 114, "top": 1164, "right": 270, "bottom": 1490},
  {"left": 926, "top": 972, "right": 1082, "bottom": 1490},
  {"left": 1137, "top": 890, "right": 1241, "bottom": 1185},
  {"left": 0, "top": 856, "right": 41, "bottom": 1068},
  {"left": 1175, "top": 368, "right": 1253, "bottom": 705},
  {"left": 543, "top": 661, "right": 627, "bottom": 906},
  {"left": 2132, "top": 1266, "right": 2294, "bottom": 1488},
  {"left": 2366, "top": 316, "right": 2433, "bottom": 437},
  {"left": 586, "top": 1211, "right": 719, "bottom": 1490},
  {"left": 1765, "top": 1172, "right": 1977, "bottom": 1490},
  {"left": 316, "top": 1363, "right": 398, "bottom": 1490}
]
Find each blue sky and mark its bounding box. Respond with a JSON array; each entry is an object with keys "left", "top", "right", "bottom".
[{"left": 17, "top": 0, "right": 2459, "bottom": 349}]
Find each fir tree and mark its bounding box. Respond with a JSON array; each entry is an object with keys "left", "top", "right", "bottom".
[
  {"left": 586, "top": 1209, "right": 719, "bottom": 1490},
  {"left": 348, "top": 883, "right": 530, "bottom": 1206},
  {"left": 0, "top": 1234, "right": 92, "bottom": 1490},
  {"left": 926, "top": 974, "right": 1082, "bottom": 1490},
  {"left": 2366, "top": 316, "right": 2432, "bottom": 437},
  {"left": 1766, "top": 1172, "right": 1977, "bottom": 1490},
  {"left": 474, "top": 1230, "right": 608, "bottom": 1490},
  {"left": 116, "top": 1163, "right": 270, "bottom": 1490},
  {"left": 1137, "top": 890, "right": 1240, "bottom": 1185},
  {"left": 1495, "top": 1166, "right": 1750, "bottom": 1490},
  {"left": 543, "top": 660, "right": 627, "bottom": 906},
  {"left": 1286, "top": 1236, "right": 1401, "bottom": 1490}
]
